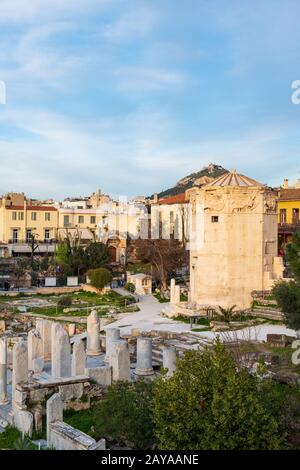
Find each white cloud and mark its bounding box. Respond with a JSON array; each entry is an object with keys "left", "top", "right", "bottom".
[
  {"left": 115, "top": 66, "right": 186, "bottom": 91},
  {"left": 103, "top": 4, "right": 158, "bottom": 42}
]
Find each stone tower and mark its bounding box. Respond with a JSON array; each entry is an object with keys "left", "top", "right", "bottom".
[{"left": 187, "top": 171, "right": 284, "bottom": 310}]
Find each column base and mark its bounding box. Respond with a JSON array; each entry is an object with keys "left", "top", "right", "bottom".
[
  {"left": 135, "top": 368, "right": 154, "bottom": 376},
  {"left": 0, "top": 398, "right": 9, "bottom": 405},
  {"left": 86, "top": 349, "right": 102, "bottom": 356}
]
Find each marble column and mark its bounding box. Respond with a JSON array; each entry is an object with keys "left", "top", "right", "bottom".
[
  {"left": 71, "top": 341, "right": 86, "bottom": 376},
  {"left": 0, "top": 337, "right": 8, "bottom": 404},
  {"left": 51, "top": 322, "right": 64, "bottom": 377},
  {"left": 12, "top": 339, "right": 28, "bottom": 408},
  {"left": 87, "top": 311, "right": 101, "bottom": 356},
  {"left": 110, "top": 340, "right": 131, "bottom": 382},
  {"left": 163, "top": 347, "right": 177, "bottom": 377},
  {"left": 174, "top": 285, "right": 181, "bottom": 304},
  {"left": 135, "top": 337, "right": 154, "bottom": 376},
  {"left": 46, "top": 393, "right": 63, "bottom": 445},
  {"left": 52, "top": 329, "right": 71, "bottom": 378},
  {"left": 170, "top": 278, "right": 176, "bottom": 304},
  {"left": 28, "top": 329, "right": 43, "bottom": 372},
  {"left": 105, "top": 328, "right": 120, "bottom": 363}
]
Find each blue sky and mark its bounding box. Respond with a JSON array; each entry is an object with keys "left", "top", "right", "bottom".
[{"left": 0, "top": 0, "right": 300, "bottom": 199}]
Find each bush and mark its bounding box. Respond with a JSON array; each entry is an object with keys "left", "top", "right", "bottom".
[
  {"left": 93, "top": 380, "right": 155, "bottom": 449},
  {"left": 272, "top": 280, "right": 300, "bottom": 330},
  {"left": 152, "top": 341, "right": 285, "bottom": 450},
  {"left": 124, "top": 282, "right": 136, "bottom": 294},
  {"left": 57, "top": 295, "right": 72, "bottom": 308},
  {"left": 87, "top": 268, "right": 112, "bottom": 290}
]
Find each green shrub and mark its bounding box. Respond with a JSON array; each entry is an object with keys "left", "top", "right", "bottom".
[
  {"left": 93, "top": 380, "right": 155, "bottom": 449},
  {"left": 272, "top": 280, "right": 300, "bottom": 330},
  {"left": 57, "top": 295, "right": 72, "bottom": 308},
  {"left": 87, "top": 268, "right": 112, "bottom": 290},
  {"left": 152, "top": 341, "right": 285, "bottom": 450},
  {"left": 124, "top": 282, "right": 136, "bottom": 294}
]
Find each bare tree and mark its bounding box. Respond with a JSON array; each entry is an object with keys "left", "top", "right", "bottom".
[{"left": 134, "top": 239, "right": 186, "bottom": 292}]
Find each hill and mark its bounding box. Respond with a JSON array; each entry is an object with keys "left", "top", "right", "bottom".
[{"left": 156, "top": 163, "right": 228, "bottom": 199}]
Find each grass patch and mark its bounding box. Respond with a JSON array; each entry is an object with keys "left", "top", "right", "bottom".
[
  {"left": 0, "top": 426, "right": 21, "bottom": 449},
  {"left": 64, "top": 409, "right": 97, "bottom": 439}
]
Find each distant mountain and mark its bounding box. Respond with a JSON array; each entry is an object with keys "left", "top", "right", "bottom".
[{"left": 156, "top": 163, "right": 229, "bottom": 199}]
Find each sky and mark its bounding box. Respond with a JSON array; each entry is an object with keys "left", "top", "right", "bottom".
[{"left": 0, "top": 0, "right": 300, "bottom": 200}]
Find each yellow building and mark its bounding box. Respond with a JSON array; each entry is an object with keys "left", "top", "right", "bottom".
[
  {"left": 278, "top": 181, "right": 300, "bottom": 247},
  {"left": 0, "top": 193, "right": 58, "bottom": 255}
]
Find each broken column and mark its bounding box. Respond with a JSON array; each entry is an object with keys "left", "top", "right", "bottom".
[
  {"left": 51, "top": 322, "right": 64, "bottom": 377},
  {"left": 12, "top": 339, "right": 28, "bottom": 408},
  {"left": 28, "top": 329, "right": 43, "bottom": 373},
  {"left": 71, "top": 341, "right": 86, "bottom": 376},
  {"left": 68, "top": 323, "right": 76, "bottom": 336},
  {"left": 52, "top": 329, "right": 71, "bottom": 378},
  {"left": 135, "top": 337, "right": 154, "bottom": 376},
  {"left": 46, "top": 393, "right": 63, "bottom": 445},
  {"left": 37, "top": 319, "right": 52, "bottom": 361},
  {"left": 163, "top": 347, "right": 177, "bottom": 377},
  {"left": 105, "top": 328, "right": 120, "bottom": 363},
  {"left": 0, "top": 337, "right": 8, "bottom": 404},
  {"left": 110, "top": 340, "right": 131, "bottom": 382},
  {"left": 174, "top": 285, "right": 181, "bottom": 304},
  {"left": 170, "top": 278, "right": 176, "bottom": 304},
  {"left": 87, "top": 310, "right": 101, "bottom": 356}
]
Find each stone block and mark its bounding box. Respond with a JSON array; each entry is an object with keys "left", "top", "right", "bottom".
[
  {"left": 58, "top": 383, "right": 84, "bottom": 402},
  {"left": 85, "top": 366, "right": 112, "bottom": 387},
  {"left": 14, "top": 410, "right": 34, "bottom": 437}
]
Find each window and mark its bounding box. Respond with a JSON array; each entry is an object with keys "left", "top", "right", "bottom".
[
  {"left": 78, "top": 215, "right": 84, "bottom": 224},
  {"left": 12, "top": 211, "right": 17, "bottom": 221},
  {"left": 12, "top": 229, "right": 18, "bottom": 243},
  {"left": 211, "top": 216, "right": 219, "bottom": 223},
  {"left": 44, "top": 229, "right": 50, "bottom": 241},
  {"left": 26, "top": 229, "right": 32, "bottom": 243},
  {"left": 45, "top": 212, "right": 51, "bottom": 221},
  {"left": 90, "top": 216, "right": 96, "bottom": 224},
  {"left": 18, "top": 212, "right": 24, "bottom": 221},
  {"left": 63, "top": 215, "right": 70, "bottom": 227},
  {"left": 292, "top": 208, "right": 299, "bottom": 224},
  {"left": 31, "top": 212, "right": 37, "bottom": 221},
  {"left": 280, "top": 209, "right": 286, "bottom": 225}
]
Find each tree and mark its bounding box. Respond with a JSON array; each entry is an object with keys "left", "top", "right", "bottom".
[
  {"left": 272, "top": 229, "right": 300, "bottom": 330},
  {"left": 87, "top": 268, "right": 112, "bottom": 289},
  {"left": 93, "top": 380, "right": 154, "bottom": 449},
  {"left": 152, "top": 341, "right": 284, "bottom": 450},
  {"left": 84, "top": 242, "right": 110, "bottom": 269},
  {"left": 13, "top": 257, "right": 30, "bottom": 289},
  {"left": 272, "top": 281, "right": 300, "bottom": 330},
  {"left": 133, "top": 239, "right": 186, "bottom": 292},
  {"left": 55, "top": 234, "right": 85, "bottom": 276}
]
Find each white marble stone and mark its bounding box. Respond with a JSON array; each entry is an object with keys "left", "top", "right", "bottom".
[
  {"left": 174, "top": 285, "right": 181, "bottom": 304},
  {"left": 52, "top": 329, "right": 71, "bottom": 378},
  {"left": 170, "top": 278, "right": 176, "bottom": 304},
  {"left": 14, "top": 409, "right": 33, "bottom": 437},
  {"left": 162, "top": 347, "right": 177, "bottom": 377},
  {"left": 68, "top": 323, "right": 76, "bottom": 336},
  {"left": 0, "top": 337, "right": 8, "bottom": 404},
  {"left": 85, "top": 366, "right": 112, "bottom": 386},
  {"left": 28, "top": 329, "right": 43, "bottom": 372},
  {"left": 87, "top": 311, "right": 101, "bottom": 356},
  {"left": 51, "top": 322, "right": 64, "bottom": 377},
  {"left": 105, "top": 328, "right": 120, "bottom": 363},
  {"left": 47, "top": 393, "right": 63, "bottom": 444},
  {"left": 71, "top": 341, "right": 86, "bottom": 376},
  {"left": 135, "top": 337, "right": 154, "bottom": 376},
  {"left": 12, "top": 339, "right": 28, "bottom": 408},
  {"left": 110, "top": 340, "right": 130, "bottom": 382}
]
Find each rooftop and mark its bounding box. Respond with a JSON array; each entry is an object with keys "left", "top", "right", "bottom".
[{"left": 205, "top": 170, "right": 264, "bottom": 188}]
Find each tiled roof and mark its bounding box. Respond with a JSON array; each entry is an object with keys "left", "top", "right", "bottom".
[
  {"left": 6, "top": 205, "right": 57, "bottom": 211},
  {"left": 279, "top": 189, "right": 300, "bottom": 201},
  {"left": 206, "top": 171, "right": 263, "bottom": 187},
  {"left": 158, "top": 193, "right": 186, "bottom": 205}
]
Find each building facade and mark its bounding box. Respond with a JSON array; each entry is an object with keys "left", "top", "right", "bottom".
[
  {"left": 278, "top": 179, "right": 300, "bottom": 247},
  {"left": 187, "top": 171, "right": 284, "bottom": 310}
]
